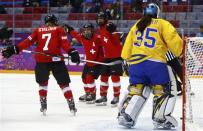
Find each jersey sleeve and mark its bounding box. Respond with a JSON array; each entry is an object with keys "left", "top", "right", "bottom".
[
  {"left": 59, "top": 27, "right": 71, "bottom": 52},
  {"left": 161, "top": 20, "right": 183, "bottom": 57},
  {"left": 112, "top": 33, "right": 120, "bottom": 42},
  {"left": 17, "top": 28, "right": 38, "bottom": 51},
  {"left": 121, "top": 28, "right": 134, "bottom": 60},
  {"left": 70, "top": 30, "right": 82, "bottom": 43}
]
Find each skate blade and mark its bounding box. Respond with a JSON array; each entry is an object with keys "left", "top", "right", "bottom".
[
  {"left": 41, "top": 109, "right": 47, "bottom": 116},
  {"left": 79, "top": 99, "right": 86, "bottom": 102},
  {"left": 153, "top": 123, "right": 175, "bottom": 130},
  {"left": 70, "top": 109, "right": 77, "bottom": 116},
  {"left": 111, "top": 103, "right": 118, "bottom": 107},
  {"left": 96, "top": 102, "right": 107, "bottom": 106},
  {"left": 86, "top": 100, "right": 95, "bottom": 104},
  {"left": 118, "top": 117, "right": 133, "bottom": 128},
  {"left": 153, "top": 126, "right": 173, "bottom": 130},
  {"left": 119, "top": 122, "right": 133, "bottom": 128}
]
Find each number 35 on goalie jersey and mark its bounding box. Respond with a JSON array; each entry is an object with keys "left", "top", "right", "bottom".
[{"left": 122, "top": 18, "right": 183, "bottom": 64}]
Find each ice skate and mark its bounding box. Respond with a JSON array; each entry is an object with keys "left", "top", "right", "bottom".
[
  {"left": 110, "top": 97, "right": 119, "bottom": 107},
  {"left": 86, "top": 94, "right": 96, "bottom": 104},
  {"left": 118, "top": 112, "right": 134, "bottom": 128},
  {"left": 153, "top": 116, "right": 178, "bottom": 130},
  {"left": 79, "top": 93, "right": 88, "bottom": 102},
  {"left": 40, "top": 97, "right": 47, "bottom": 116},
  {"left": 67, "top": 99, "right": 77, "bottom": 116},
  {"left": 177, "top": 91, "right": 182, "bottom": 96},
  {"left": 153, "top": 121, "right": 175, "bottom": 130},
  {"left": 95, "top": 96, "right": 107, "bottom": 106}
]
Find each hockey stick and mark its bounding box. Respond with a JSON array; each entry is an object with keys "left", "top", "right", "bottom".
[
  {"left": 112, "top": 32, "right": 124, "bottom": 39},
  {"left": 22, "top": 50, "right": 122, "bottom": 66},
  {"left": 112, "top": 31, "right": 124, "bottom": 34},
  {"left": 22, "top": 50, "right": 64, "bottom": 58}
]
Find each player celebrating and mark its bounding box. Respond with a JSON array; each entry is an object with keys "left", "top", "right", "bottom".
[
  {"left": 1, "top": 14, "right": 80, "bottom": 115},
  {"left": 95, "top": 11, "right": 123, "bottom": 106},
  {"left": 63, "top": 23, "right": 104, "bottom": 104},
  {"left": 118, "top": 3, "right": 183, "bottom": 129}
]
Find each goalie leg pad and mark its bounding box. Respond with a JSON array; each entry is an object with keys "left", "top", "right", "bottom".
[
  {"left": 118, "top": 90, "right": 129, "bottom": 113},
  {"left": 118, "top": 84, "right": 151, "bottom": 127},
  {"left": 167, "top": 65, "right": 177, "bottom": 96},
  {"left": 152, "top": 84, "right": 177, "bottom": 128}
]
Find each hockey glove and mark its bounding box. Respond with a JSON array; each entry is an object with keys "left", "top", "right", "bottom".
[
  {"left": 63, "top": 24, "right": 74, "bottom": 33},
  {"left": 0, "top": 27, "right": 13, "bottom": 40},
  {"left": 2, "top": 45, "right": 19, "bottom": 58},
  {"left": 68, "top": 48, "right": 80, "bottom": 64},
  {"left": 106, "top": 22, "right": 117, "bottom": 33},
  {"left": 123, "top": 60, "right": 129, "bottom": 76}
]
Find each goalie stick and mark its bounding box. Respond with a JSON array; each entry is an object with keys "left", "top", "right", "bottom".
[{"left": 22, "top": 50, "right": 123, "bottom": 66}]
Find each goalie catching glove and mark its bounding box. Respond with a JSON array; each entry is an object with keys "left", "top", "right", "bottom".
[
  {"left": 68, "top": 48, "right": 80, "bottom": 64},
  {"left": 2, "top": 45, "right": 19, "bottom": 58}
]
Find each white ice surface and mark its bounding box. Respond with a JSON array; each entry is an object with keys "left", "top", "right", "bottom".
[{"left": 0, "top": 74, "right": 183, "bottom": 131}]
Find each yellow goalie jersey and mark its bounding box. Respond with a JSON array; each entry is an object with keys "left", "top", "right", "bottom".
[{"left": 122, "top": 18, "right": 183, "bottom": 64}]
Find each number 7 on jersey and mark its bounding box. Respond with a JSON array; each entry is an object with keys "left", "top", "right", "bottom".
[{"left": 42, "top": 33, "right": 51, "bottom": 51}]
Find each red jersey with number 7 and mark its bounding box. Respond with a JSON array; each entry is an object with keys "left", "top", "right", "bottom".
[{"left": 17, "top": 25, "right": 72, "bottom": 62}]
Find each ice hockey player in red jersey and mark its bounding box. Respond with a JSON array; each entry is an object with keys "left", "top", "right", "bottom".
[
  {"left": 95, "top": 11, "right": 123, "bottom": 106},
  {"left": 1, "top": 14, "right": 80, "bottom": 115},
  {"left": 64, "top": 23, "right": 104, "bottom": 104}
]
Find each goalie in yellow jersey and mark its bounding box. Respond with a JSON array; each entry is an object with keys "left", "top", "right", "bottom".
[{"left": 118, "top": 3, "right": 183, "bottom": 129}]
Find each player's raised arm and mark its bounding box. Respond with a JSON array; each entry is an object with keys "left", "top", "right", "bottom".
[
  {"left": 59, "top": 27, "right": 80, "bottom": 64},
  {"left": 63, "top": 24, "right": 83, "bottom": 43},
  {"left": 2, "top": 28, "right": 38, "bottom": 58}
]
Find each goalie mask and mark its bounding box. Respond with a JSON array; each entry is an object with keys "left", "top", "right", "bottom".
[
  {"left": 82, "top": 23, "right": 94, "bottom": 40},
  {"left": 144, "top": 3, "right": 160, "bottom": 18}
]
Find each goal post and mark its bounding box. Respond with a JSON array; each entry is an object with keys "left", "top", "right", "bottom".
[{"left": 183, "top": 37, "right": 203, "bottom": 131}]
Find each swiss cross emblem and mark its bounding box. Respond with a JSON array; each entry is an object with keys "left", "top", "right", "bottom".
[
  {"left": 90, "top": 49, "right": 96, "bottom": 54},
  {"left": 104, "top": 37, "right": 108, "bottom": 43}
]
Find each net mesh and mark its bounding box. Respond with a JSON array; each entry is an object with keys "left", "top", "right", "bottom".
[{"left": 185, "top": 37, "right": 203, "bottom": 130}]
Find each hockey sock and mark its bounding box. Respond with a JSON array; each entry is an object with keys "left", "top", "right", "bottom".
[
  {"left": 86, "top": 74, "right": 96, "bottom": 94},
  {"left": 59, "top": 84, "right": 73, "bottom": 100},
  {"left": 82, "top": 78, "right": 89, "bottom": 94},
  {"left": 100, "top": 75, "right": 109, "bottom": 96},
  {"left": 39, "top": 81, "right": 48, "bottom": 97},
  {"left": 111, "top": 75, "right": 121, "bottom": 97}
]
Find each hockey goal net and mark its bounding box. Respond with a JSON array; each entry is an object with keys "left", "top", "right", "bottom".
[{"left": 183, "top": 37, "right": 203, "bottom": 131}]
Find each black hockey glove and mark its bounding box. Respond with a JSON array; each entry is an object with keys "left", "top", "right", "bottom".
[
  {"left": 63, "top": 24, "right": 74, "bottom": 33},
  {"left": 123, "top": 60, "right": 129, "bottom": 76},
  {"left": 68, "top": 48, "right": 80, "bottom": 64},
  {"left": 0, "top": 27, "right": 13, "bottom": 40},
  {"left": 106, "top": 22, "right": 116, "bottom": 33},
  {"left": 2, "top": 45, "right": 19, "bottom": 58}
]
